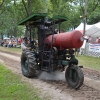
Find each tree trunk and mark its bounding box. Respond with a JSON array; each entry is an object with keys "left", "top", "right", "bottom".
[
  {"left": 27, "top": 0, "right": 32, "bottom": 15},
  {"left": 22, "top": 0, "right": 29, "bottom": 16}
]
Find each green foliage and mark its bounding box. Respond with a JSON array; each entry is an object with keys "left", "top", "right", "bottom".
[
  {"left": 78, "top": 0, "right": 100, "bottom": 24},
  {"left": 0, "top": 0, "right": 26, "bottom": 38},
  {"left": 87, "top": 10, "right": 100, "bottom": 24},
  {"left": 67, "top": 5, "right": 81, "bottom": 30},
  {"left": 0, "top": 0, "right": 100, "bottom": 37},
  {"left": 87, "top": 3, "right": 100, "bottom": 24}
]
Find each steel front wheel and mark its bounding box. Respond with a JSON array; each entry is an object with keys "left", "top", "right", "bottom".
[
  {"left": 21, "top": 51, "right": 37, "bottom": 78},
  {"left": 65, "top": 65, "right": 84, "bottom": 89}
]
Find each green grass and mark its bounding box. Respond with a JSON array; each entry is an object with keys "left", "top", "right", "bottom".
[
  {"left": 76, "top": 55, "right": 100, "bottom": 71},
  {"left": 0, "top": 63, "right": 41, "bottom": 100},
  {"left": 0, "top": 46, "right": 21, "bottom": 54}
]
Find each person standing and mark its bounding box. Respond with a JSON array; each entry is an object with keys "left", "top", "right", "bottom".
[{"left": 21, "top": 37, "right": 31, "bottom": 51}]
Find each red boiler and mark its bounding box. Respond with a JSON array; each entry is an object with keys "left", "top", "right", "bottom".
[{"left": 46, "top": 30, "right": 83, "bottom": 49}]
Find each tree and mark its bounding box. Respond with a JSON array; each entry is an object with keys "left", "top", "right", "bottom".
[
  {"left": 87, "top": 0, "right": 100, "bottom": 24},
  {"left": 0, "top": 0, "right": 25, "bottom": 38},
  {"left": 71, "top": 0, "right": 100, "bottom": 24},
  {"left": 0, "top": 0, "right": 5, "bottom": 15},
  {"left": 0, "top": 0, "right": 100, "bottom": 39}
]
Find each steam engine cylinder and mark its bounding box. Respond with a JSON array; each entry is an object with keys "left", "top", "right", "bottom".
[{"left": 46, "top": 30, "right": 83, "bottom": 49}]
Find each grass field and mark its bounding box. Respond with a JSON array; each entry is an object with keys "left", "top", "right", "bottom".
[
  {"left": 0, "top": 63, "right": 41, "bottom": 100},
  {"left": 76, "top": 55, "right": 100, "bottom": 71}
]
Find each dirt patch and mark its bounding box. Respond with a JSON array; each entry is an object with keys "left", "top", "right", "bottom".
[
  {"left": 0, "top": 49, "right": 21, "bottom": 57},
  {"left": 82, "top": 68, "right": 100, "bottom": 80}
]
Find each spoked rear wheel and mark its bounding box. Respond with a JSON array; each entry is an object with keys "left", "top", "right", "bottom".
[{"left": 65, "top": 65, "right": 84, "bottom": 89}]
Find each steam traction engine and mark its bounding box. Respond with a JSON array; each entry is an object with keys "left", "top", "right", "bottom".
[{"left": 18, "top": 13, "right": 84, "bottom": 89}]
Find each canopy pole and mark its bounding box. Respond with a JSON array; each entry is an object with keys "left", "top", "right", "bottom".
[{"left": 83, "top": 0, "right": 88, "bottom": 36}]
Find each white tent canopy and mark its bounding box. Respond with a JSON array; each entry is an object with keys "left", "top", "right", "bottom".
[
  {"left": 75, "top": 22, "right": 93, "bottom": 31},
  {"left": 85, "top": 22, "right": 100, "bottom": 37},
  {"left": 75, "top": 22, "right": 100, "bottom": 38}
]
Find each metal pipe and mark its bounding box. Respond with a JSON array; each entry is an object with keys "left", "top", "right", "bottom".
[{"left": 83, "top": 0, "right": 88, "bottom": 36}]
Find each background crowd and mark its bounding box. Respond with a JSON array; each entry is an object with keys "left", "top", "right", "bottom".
[{"left": 0, "top": 37, "right": 22, "bottom": 48}]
